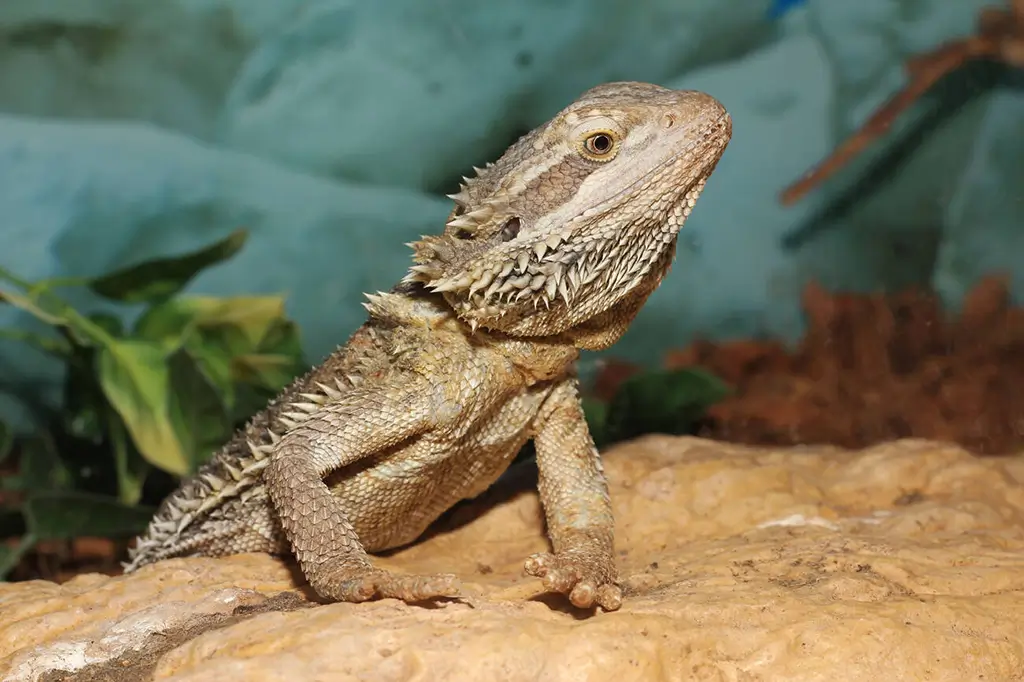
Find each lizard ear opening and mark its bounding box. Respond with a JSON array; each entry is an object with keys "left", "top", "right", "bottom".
[{"left": 499, "top": 217, "right": 522, "bottom": 242}]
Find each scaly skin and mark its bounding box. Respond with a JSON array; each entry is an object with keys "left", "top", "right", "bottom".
[{"left": 124, "top": 82, "right": 732, "bottom": 611}]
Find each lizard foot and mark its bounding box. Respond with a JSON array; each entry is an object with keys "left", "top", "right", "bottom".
[
  {"left": 524, "top": 551, "right": 622, "bottom": 611},
  {"left": 313, "top": 567, "right": 462, "bottom": 604}
]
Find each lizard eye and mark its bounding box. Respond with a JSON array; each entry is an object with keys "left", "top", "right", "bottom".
[
  {"left": 586, "top": 134, "right": 612, "bottom": 154},
  {"left": 580, "top": 130, "right": 618, "bottom": 160}
]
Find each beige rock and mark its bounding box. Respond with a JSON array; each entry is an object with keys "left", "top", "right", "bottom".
[{"left": 2, "top": 437, "right": 1024, "bottom": 681}]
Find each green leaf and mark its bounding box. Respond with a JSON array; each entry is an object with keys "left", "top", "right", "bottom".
[
  {"left": 86, "top": 312, "right": 124, "bottom": 338},
  {"left": 581, "top": 397, "right": 608, "bottom": 448},
  {"left": 0, "top": 420, "right": 12, "bottom": 464},
  {"left": 234, "top": 318, "right": 304, "bottom": 391},
  {"left": 107, "top": 410, "right": 149, "bottom": 506},
  {"left": 97, "top": 339, "right": 190, "bottom": 475},
  {"left": 135, "top": 294, "right": 294, "bottom": 368},
  {"left": 603, "top": 368, "right": 730, "bottom": 445},
  {"left": 17, "top": 434, "right": 72, "bottom": 492},
  {"left": 186, "top": 295, "right": 288, "bottom": 347},
  {"left": 0, "top": 327, "right": 71, "bottom": 357},
  {"left": 167, "top": 350, "right": 231, "bottom": 471},
  {"left": 1, "top": 288, "right": 118, "bottom": 350},
  {"left": 61, "top": 347, "right": 107, "bottom": 443},
  {"left": 27, "top": 276, "right": 91, "bottom": 292},
  {"left": 257, "top": 316, "right": 303, "bottom": 356},
  {"left": 23, "top": 491, "right": 153, "bottom": 540},
  {"left": 0, "top": 289, "right": 66, "bottom": 325},
  {"left": 233, "top": 352, "right": 302, "bottom": 392},
  {"left": 183, "top": 333, "right": 236, "bottom": 408},
  {"left": 89, "top": 229, "right": 248, "bottom": 304},
  {"left": 0, "top": 508, "right": 26, "bottom": 538},
  {"left": 162, "top": 296, "right": 303, "bottom": 394},
  {"left": 0, "top": 534, "right": 35, "bottom": 580},
  {"left": 133, "top": 299, "right": 200, "bottom": 351}
]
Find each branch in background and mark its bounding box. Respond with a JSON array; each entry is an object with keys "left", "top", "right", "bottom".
[{"left": 780, "top": 1, "right": 1024, "bottom": 205}]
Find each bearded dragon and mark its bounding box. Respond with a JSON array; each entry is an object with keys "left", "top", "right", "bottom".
[{"left": 124, "top": 81, "right": 731, "bottom": 611}]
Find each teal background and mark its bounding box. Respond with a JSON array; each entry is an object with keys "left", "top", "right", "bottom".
[{"left": 0, "top": 0, "right": 1020, "bottom": 427}]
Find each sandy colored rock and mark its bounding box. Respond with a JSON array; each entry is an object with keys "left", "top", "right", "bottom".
[{"left": 3, "top": 437, "right": 1024, "bottom": 681}]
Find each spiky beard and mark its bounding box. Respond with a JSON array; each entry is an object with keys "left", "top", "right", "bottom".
[
  {"left": 399, "top": 91, "right": 730, "bottom": 338},
  {"left": 405, "top": 171, "right": 708, "bottom": 336}
]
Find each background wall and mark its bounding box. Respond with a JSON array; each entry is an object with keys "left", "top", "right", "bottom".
[{"left": 0, "top": 0, "right": 1020, "bottom": 426}]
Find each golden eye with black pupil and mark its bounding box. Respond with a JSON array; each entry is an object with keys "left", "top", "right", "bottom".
[
  {"left": 499, "top": 217, "right": 521, "bottom": 242},
  {"left": 580, "top": 130, "right": 618, "bottom": 160},
  {"left": 586, "top": 133, "right": 612, "bottom": 153}
]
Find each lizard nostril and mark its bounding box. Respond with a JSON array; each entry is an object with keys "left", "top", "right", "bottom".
[{"left": 662, "top": 113, "right": 675, "bottom": 129}]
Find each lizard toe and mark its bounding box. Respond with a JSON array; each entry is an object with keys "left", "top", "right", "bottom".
[
  {"left": 376, "top": 571, "right": 463, "bottom": 602},
  {"left": 525, "top": 551, "right": 620, "bottom": 610},
  {"left": 595, "top": 583, "right": 623, "bottom": 611},
  {"left": 317, "top": 568, "right": 461, "bottom": 603}
]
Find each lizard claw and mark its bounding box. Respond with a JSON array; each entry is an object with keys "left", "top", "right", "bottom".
[
  {"left": 524, "top": 551, "right": 622, "bottom": 611},
  {"left": 315, "top": 567, "right": 462, "bottom": 604}
]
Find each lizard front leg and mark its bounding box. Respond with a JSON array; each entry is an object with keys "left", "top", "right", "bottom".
[
  {"left": 524, "top": 377, "right": 622, "bottom": 611},
  {"left": 263, "top": 378, "right": 461, "bottom": 603}
]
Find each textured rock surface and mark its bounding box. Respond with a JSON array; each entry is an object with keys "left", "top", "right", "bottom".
[{"left": 3, "top": 437, "right": 1023, "bottom": 681}]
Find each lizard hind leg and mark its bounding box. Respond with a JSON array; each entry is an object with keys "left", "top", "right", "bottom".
[
  {"left": 268, "top": 452, "right": 462, "bottom": 603},
  {"left": 266, "top": 443, "right": 462, "bottom": 603},
  {"left": 262, "top": 383, "right": 463, "bottom": 604}
]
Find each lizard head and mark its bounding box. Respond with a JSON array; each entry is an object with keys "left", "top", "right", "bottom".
[{"left": 404, "top": 81, "right": 731, "bottom": 348}]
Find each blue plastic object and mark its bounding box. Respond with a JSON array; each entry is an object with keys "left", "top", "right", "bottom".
[{"left": 769, "top": 0, "right": 806, "bottom": 19}]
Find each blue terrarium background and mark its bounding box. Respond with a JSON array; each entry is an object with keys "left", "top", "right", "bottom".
[{"left": 0, "top": 0, "right": 1020, "bottom": 428}]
